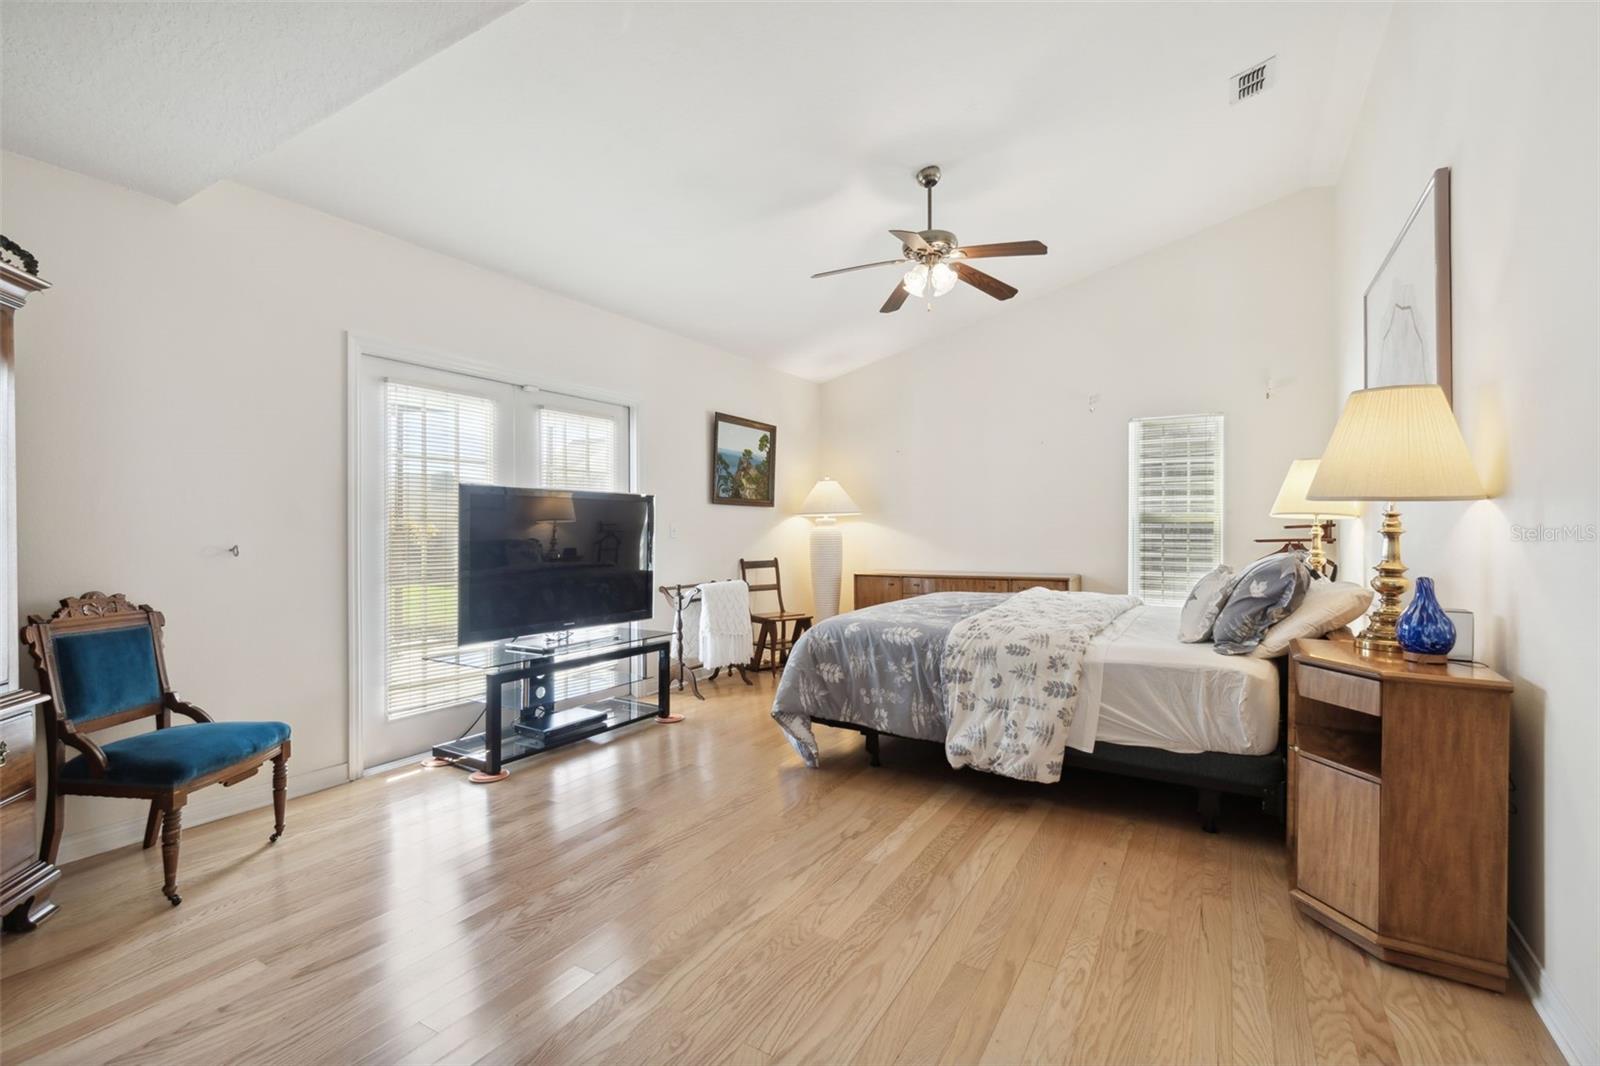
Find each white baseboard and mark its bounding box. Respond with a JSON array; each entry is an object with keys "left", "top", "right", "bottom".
[
  {"left": 1509, "top": 919, "right": 1596, "bottom": 1066},
  {"left": 55, "top": 762, "right": 350, "bottom": 866}
]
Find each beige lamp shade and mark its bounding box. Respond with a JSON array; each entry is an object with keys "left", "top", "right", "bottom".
[
  {"left": 1308, "top": 385, "right": 1486, "bottom": 502},
  {"left": 1270, "top": 459, "right": 1361, "bottom": 520},
  {"left": 518, "top": 493, "right": 577, "bottom": 527},
  {"left": 798, "top": 477, "right": 861, "bottom": 517}
]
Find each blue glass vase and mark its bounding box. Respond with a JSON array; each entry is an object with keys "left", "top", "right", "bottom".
[{"left": 1397, "top": 577, "right": 1455, "bottom": 660}]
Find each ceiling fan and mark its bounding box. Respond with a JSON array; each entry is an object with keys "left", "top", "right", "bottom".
[{"left": 811, "top": 165, "right": 1048, "bottom": 313}]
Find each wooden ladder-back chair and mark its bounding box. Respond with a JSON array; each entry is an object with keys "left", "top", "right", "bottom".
[
  {"left": 22, "top": 592, "right": 291, "bottom": 906},
  {"left": 738, "top": 559, "right": 812, "bottom": 674}
]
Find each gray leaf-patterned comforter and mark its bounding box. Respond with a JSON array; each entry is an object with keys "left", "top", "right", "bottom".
[
  {"left": 770, "top": 592, "right": 1004, "bottom": 766},
  {"left": 772, "top": 589, "right": 1139, "bottom": 783}
]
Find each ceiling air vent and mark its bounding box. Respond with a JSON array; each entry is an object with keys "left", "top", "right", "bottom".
[{"left": 1231, "top": 56, "right": 1276, "bottom": 104}]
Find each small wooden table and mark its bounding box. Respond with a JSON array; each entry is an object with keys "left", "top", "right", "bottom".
[{"left": 1287, "top": 637, "right": 1512, "bottom": 991}]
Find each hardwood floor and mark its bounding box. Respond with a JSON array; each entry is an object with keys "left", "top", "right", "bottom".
[{"left": 0, "top": 674, "right": 1562, "bottom": 1065}]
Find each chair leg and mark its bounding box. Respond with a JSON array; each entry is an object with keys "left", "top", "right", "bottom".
[
  {"left": 270, "top": 753, "right": 288, "bottom": 843},
  {"left": 143, "top": 801, "right": 162, "bottom": 850},
  {"left": 40, "top": 776, "right": 64, "bottom": 868},
  {"left": 750, "top": 623, "right": 772, "bottom": 673},
  {"left": 161, "top": 805, "right": 184, "bottom": 906}
]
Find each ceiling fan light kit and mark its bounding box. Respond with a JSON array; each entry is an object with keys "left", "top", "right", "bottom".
[{"left": 812, "top": 164, "right": 1048, "bottom": 313}]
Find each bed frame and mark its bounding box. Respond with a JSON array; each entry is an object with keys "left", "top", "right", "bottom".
[{"left": 810, "top": 659, "right": 1290, "bottom": 834}]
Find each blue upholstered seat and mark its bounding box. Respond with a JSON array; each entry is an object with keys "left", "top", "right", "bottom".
[{"left": 62, "top": 721, "right": 291, "bottom": 788}]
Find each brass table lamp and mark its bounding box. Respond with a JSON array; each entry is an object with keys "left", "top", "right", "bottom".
[
  {"left": 1307, "top": 385, "right": 1485, "bottom": 655},
  {"left": 1269, "top": 459, "right": 1360, "bottom": 574}
]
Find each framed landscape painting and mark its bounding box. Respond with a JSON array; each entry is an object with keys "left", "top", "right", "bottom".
[
  {"left": 1364, "top": 167, "right": 1452, "bottom": 404},
  {"left": 710, "top": 412, "right": 776, "bottom": 506}
]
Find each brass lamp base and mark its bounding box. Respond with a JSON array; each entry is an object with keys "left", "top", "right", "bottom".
[{"left": 1356, "top": 503, "right": 1408, "bottom": 656}]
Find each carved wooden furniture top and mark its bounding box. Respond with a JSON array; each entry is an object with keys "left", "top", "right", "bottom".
[{"left": 0, "top": 261, "right": 50, "bottom": 310}]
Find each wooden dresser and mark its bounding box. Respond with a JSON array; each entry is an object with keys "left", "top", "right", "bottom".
[
  {"left": 1288, "top": 637, "right": 1511, "bottom": 990},
  {"left": 854, "top": 570, "right": 1083, "bottom": 609},
  {"left": 0, "top": 260, "right": 59, "bottom": 932}
]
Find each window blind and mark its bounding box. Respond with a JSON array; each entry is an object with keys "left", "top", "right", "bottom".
[
  {"left": 1128, "top": 414, "right": 1224, "bottom": 606},
  {"left": 538, "top": 405, "right": 622, "bottom": 491},
  {"left": 383, "top": 382, "right": 498, "bottom": 717},
  {"left": 537, "top": 401, "right": 631, "bottom": 699}
]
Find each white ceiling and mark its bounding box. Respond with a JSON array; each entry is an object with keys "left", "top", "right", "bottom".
[
  {"left": 0, "top": 1, "right": 517, "bottom": 202},
  {"left": 4, "top": 2, "right": 1389, "bottom": 380}
]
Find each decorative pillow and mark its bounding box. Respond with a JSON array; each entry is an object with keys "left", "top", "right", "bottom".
[
  {"left": 1250, "top": 580, "right": 1374, "bottom": 658},
  {"left": 1213, "top": 552, "right": 1310, "bottom": 655},
  {"left": 1176, "top": 564, "right": 1236, "bottom": 643}
]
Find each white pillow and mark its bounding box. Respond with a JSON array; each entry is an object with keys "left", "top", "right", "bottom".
[
  {"left": 1250, "top": 580, "right": 1373, "bottom": 658},
  {"left": 1177, "top": 565, "right": 1236, "bottom": 643}
]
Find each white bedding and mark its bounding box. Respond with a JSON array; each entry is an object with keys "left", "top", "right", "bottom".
[{"left": 1066, "top": 604, "right": 1281, "bottom": 756}]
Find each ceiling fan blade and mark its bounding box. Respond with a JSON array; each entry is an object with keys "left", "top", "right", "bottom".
[
  {"left": 880, "top": 282, "right": 910, "bottom": 313},
  {"left": 953, "top": 240, "right": 1048, "bottom": 260},
  {"left": 890, "top": 229, "right": 931, "bottom": 253},
  {"left": 953, "top": 262, "right": 1018, "bottom": 301},
  {"left": 811, "top": 259, "right": 904, "bottom": 279}
]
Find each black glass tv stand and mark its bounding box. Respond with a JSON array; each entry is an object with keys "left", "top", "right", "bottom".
[{"left": 425, "top": 626, "right": 675, "bottom": 782}]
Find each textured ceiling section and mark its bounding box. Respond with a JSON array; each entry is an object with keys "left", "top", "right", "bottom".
[
  {"left": 0, "top": 1, "right": 519, "bottom": 202},
  {"left": 2, "top": 2, "right": 1388, "bottom": 378},
  {"left": 237, "top": 2, "right": 1389, "bottom": 379}
]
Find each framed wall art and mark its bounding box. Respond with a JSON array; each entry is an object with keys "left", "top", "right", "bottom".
[
  {"left": 710, "top": 412, "right": 776, "bottom": 506},
  {"left": 1365, "top": 167, "right": 1452, "bottom": 404}
]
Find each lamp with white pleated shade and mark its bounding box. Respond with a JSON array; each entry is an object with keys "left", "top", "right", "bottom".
[
  {"left": 798, "top": 477, "right": 860, "bottom": 621},
  {"left": 1306, "top": 385, "right": 1486, "bottom": 654},
  {"left": 798, "top": 477, "right": 861, "bottom": 519},
  {"left": 1269, "top": 458, "right": 1359, "bottom": 573}
]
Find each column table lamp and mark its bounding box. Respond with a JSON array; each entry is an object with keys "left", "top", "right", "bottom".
[
  {"left": 1270, "top": 459, "right": 1360, "bottom": 574},
  {"left": 1307, "top": 385, "right": 1485, "bottom": 655},
  {"left": 798, "top": 477, "right": 861, "bottom": 620}
]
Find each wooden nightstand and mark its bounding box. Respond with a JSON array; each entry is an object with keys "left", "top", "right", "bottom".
[{"left": 1287, "top": 637, "right": 1512, "bottom": 991}]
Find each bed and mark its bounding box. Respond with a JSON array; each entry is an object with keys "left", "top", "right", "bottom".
[{"left": 771, "top": 592, "right": 1288, "bottom": 830}]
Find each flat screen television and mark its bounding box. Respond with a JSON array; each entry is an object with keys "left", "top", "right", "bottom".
[{"left": 457, "top": 485, "right": 654, "bottom": 645}]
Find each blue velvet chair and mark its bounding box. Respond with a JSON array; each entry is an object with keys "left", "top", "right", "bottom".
[{"left": 22, "top": 592, "right": 291, "bottom": 906}]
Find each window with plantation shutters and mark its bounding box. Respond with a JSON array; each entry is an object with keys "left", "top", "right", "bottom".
[
  {"left": 382, "top": 382, "right": 498, "bottom": 718},
  {"left": 1128, "top": 414, "right": 1224, "bottom": 606}
]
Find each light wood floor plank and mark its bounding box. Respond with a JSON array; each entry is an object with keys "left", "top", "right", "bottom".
[{"left": 0, "top": 676, "right": 1557, "bottom": 1065}]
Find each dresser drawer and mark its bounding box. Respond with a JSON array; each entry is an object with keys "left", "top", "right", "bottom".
[
  {"left": 1294, "top": 752, "right": 1380, "bottom": 929},
  {"left": 0, "top": 710, "right": 35, "bottom": 803},
  {"left": 1297, "top": 663, "right": 1381, "bottom": 717},
  {"left": 901, "top": 577, "right": 931, "bottom": 597},
  {"left": 1010, "top": 578, "right": 1069, "bottom": 592}
]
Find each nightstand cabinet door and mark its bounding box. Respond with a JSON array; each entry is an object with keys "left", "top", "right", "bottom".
[{"left": 1293, "top": 753, "right": 1379, "bottom": 928}]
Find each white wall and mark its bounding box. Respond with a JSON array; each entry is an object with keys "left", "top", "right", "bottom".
[
  {"left": 3, "top": 152, "right": 821, "bottom": 858},
  {"left": 1330, "top": 5, "right": 1598, "bottom": 1061},
  {"left": 820, "top": 189, "right": 1341, "bottom": 604}
]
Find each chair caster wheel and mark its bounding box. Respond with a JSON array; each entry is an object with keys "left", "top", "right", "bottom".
[
  {"left": 269, "top": 831, "right": 282, "bottom": 843},
  {"left": 165, "top": 893, "right": 182, "bottom": 907}
]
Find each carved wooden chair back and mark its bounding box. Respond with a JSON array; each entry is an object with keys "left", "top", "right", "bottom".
[
  {"left": 738, "top": 558, "right": 785, "bottom": 616},
  {"left": 22, "top": 593, "right": 176, "bottom": 751}
]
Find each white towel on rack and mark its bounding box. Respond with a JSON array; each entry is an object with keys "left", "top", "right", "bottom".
[{"left": 698, "top": 580, "right": 751, "bottom": 671}]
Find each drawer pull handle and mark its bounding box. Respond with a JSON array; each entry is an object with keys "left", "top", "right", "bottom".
[{"left": 0, "top": 739, "right": 7, "bottom": 766}]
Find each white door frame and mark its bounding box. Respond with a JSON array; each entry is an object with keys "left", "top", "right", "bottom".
[{"left": 344, "top": 331, "right": 641, "bottom": 778}]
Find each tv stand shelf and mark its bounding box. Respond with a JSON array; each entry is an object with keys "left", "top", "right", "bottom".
[{"left": 427, "top": 627, "right": 674, "bottom": 781}]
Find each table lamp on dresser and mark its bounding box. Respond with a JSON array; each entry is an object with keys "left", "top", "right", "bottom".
[
  {"left": 1307, "top": 384, "right": 1486, "bottom": 655},
  {"left": 798, "top": 477, "right": 861, "bottom": 621},
  {"left": 1270, "top": 458, "right": 1360, "bottom": 574}
]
